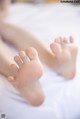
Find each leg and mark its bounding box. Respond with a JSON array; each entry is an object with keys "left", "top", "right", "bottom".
[
  {"left": 0, "top": 0, "right": 10, "bottom": 20},
  {"left": 0, "top": 38, "right": 15, "bottom": 76},
  {"left": 0, "top": 22, "right": 78, "bottom": 79},
  {"left": 0, "top": 21, "right": 55, "bottom": 70}
]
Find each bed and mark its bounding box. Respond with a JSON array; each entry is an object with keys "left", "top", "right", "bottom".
[{"left": 0, "top": 3, "right": 80, "bottom": 119}]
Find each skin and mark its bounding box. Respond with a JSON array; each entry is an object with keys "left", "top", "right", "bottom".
[
  {"left": 0, "top": 0, "right": 10, "bottom": 20},
  {"left": 0, "top": 0, "right": 78, "bottom": 106}
]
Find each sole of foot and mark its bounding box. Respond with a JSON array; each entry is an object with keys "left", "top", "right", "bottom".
[
  {"left": 8, "top": 47, "right": 45, "bottom": 106},
  {"left": 50, "top": 36, "right": 78, "bottom": 79}
]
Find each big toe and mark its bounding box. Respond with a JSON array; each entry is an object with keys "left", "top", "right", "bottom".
[
  {"left": 25, "top": 47, "right": 39, "bottom": 61},
  {"left": 25, "top": 47, "right": 44, "bottom": 77}
]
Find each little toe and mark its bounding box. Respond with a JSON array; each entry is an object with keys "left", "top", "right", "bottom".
[
  {"left": 10, "top": 64, "right": 18, "bottom": 76},
  {"left": 50, "top": 43, "right": 62, "bottom": 57},
  {"left": 25, "top": 47, "right": 38, "bottom": 60},
  {"left": 14, "top": 55, "right": 22, "bottom": 66},
  {"left": 8, "top": 76, "right": 17, "bottom": 86},
  {"left": 70, "top": 36, "right": 74, "bottom": 43},
  {"left": 8, "top": 76, "right": 15, "bottom": 82}
]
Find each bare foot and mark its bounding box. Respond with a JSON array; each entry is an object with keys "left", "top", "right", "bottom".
[
  {"left": 8, "top": 47, "right": 44, "bottom": 106},
  {"left": 50, "top": 36, "right": 78, "bottom": 79}
]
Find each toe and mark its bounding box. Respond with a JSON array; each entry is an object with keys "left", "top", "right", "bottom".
[
  {"left": 54, "top": 38, "right": 61, "bottom": 43},
  {"left": 10, "top": 64, "right": 18, "bottom": 76},
  {"left": 8, "top": 76, "right": 16, "bottom": 86},
  {"left": 50, "top": 43, "right": 62, "bottom": 57},
  {"left": 58, "top": 37, "right": 66, "bottom": 46},
  {"left": 70, "top": 36, "right": 74, "bottom": 43},
  {"left": 8, "top": 64, "right": 18, "bottom": 84},
  {"left": 25, "top": 47, "right": 38, "bottom": 60},
  {"left": 54, "top": 37, "right": 64, "bottom": 44},
  {"left": 59, "top": 36, "right": 62, "bottom": 40},
  {"left": 19, "top": 51, "right": 26, "bottom": 62},
  {"left": 59, "top": 37, "right": 63, "bottom": 44},
  {"left": 14, "top": 55, "right": 22, "bottom": 66},
  {"left": 63, "top": 38, "right": 68, "bottom": 43},
  {"left": 60, "top": 40, "right": 66, "bottom": 49},
  {"left": 8, "top": 76, "right": 15, "bottom": 82},
  {"left": 55, "top": 37, "right": 66, "bottom": 49}
]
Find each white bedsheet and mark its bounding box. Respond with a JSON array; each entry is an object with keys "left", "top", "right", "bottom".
[{"left": 0, "top": 3, "right": 80, "bottom": 119}]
